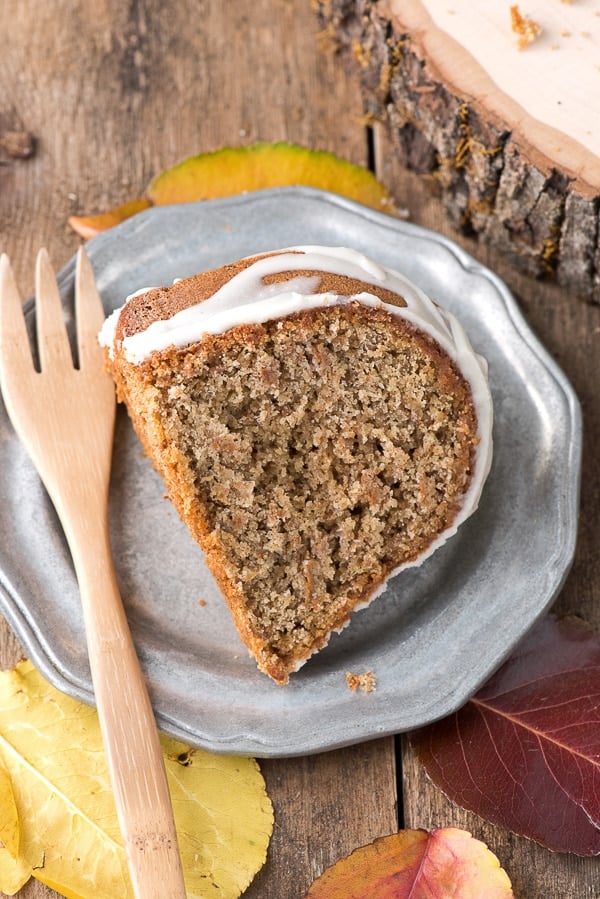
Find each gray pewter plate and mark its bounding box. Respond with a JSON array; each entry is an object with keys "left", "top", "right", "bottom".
[{"left": 0, "top": 188, "right": 581, "bottom": 757}]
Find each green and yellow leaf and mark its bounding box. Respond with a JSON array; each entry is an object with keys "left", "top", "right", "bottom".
[
  {"left": 0, "top": 660, "right": 273, "bottom": 898},
  {"left": 69, "top": 141, "right": 396, "bottom": 238}
]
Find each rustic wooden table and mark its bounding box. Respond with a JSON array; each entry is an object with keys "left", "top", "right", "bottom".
[{"left": 1, "top": 2, "right": 599, "bottom": 897}]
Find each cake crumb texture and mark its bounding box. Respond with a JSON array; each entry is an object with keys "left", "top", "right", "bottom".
[{"left": 115, "top": 300, "right": 477, "bottom": 683}]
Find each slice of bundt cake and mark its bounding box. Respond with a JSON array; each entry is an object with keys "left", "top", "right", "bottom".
[{"left": 100, "top": 246, "right": 492, "bottom": 684}]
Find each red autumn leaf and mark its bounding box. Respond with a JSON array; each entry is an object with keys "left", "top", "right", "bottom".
[
  {"left": 305, "top": 827, "right": 513, "bottom": 898},
  {"left": 412, "top": 615, "right": 600, "bottom": 855}
]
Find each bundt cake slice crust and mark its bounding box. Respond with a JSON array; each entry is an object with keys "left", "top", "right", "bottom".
[{"left": 114, "top": 253, "right": 407, "bottom": 343}]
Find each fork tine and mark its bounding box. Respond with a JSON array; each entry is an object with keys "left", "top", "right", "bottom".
[
  {"left": 35, "top": 248, "right": 73, "bottom": 371},
  {"left": 0, "top": 254, "right": 34, "bottom": 376},
  {"left": 75, "top": 248, "right": 106, "bottom": 369}
]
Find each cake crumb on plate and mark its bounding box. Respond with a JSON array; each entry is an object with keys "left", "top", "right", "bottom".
[{"left": 346, "top": 671, "right": 377, "bottom": 693}]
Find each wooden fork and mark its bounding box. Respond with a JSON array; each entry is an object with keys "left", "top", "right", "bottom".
[{"left": 0, "top": 248, "right": 187, "bottom": 898}]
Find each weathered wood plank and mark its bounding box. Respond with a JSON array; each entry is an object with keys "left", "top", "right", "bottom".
[
  {"left": 316, "top": 0, "right": 600, "bottom": 302},
  {"left": 247, "top": 741, "right": 398, "bottom": 899},
  {"left": 374, "top": 124, "right": 600, "bottom": 899},
  {"left": 0, "top": 2, "right": 398, "bottom": 897},
  {"left": 0, "top": 0, "right": 371, "bottom": 282}
]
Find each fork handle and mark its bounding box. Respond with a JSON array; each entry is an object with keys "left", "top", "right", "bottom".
[{"left": 68, "top": 514, "right": 187, "bottom": 899}]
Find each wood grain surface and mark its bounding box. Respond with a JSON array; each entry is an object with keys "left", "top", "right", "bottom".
[{"left": 1, "top": 1, "right": 599, "bottom": 897}]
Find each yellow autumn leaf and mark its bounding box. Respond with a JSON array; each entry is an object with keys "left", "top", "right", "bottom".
[
  {"left": 0, "top": 660, "right": 273, "bottom": 898},
  {"left": 0, "top": 846, "right": 31, "bottom": 896},
  {"left": 0, "top": 756, "right": 19, "bottom": 857},
  {"left": 0, "top": 766, "right": 29, "bottom": 897}
]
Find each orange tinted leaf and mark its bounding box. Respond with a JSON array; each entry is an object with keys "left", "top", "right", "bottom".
[
  {"left": 306, "top": 828, "right": 513, "bottom": 899},
  {"left": 147, "top": 142, "right": 395, "bottom": 212},
  {"left": 68, "top": 197, "right": 151, "bottom": 238}
]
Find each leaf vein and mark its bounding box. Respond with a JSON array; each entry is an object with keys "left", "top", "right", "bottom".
[{"left": 471, "top": 697, "right": 600, "bottom": 768}]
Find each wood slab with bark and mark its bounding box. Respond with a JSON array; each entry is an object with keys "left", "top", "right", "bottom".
[{"left": 316, "top": 0, "right": 600, "bottom": 301}]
